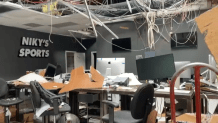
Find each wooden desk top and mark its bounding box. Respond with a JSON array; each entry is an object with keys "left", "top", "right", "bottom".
[
  {"left": 8, "top": 80, "right": 194, "bottom": 99},
  {"left": 41, "top": 82, "right": 65, "bottom": 90},
  {"left": 8, "top": 81, "right": 65, "bottom": 90}
]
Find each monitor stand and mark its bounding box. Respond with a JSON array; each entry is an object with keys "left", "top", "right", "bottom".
[
  {"left": 152, "top": 79, "right": 160, "bottom": 88},
  {"left": 154, "top": 79, "right": 161, "bottom": 85}
]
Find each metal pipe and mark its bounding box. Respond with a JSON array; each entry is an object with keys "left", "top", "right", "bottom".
[
  {"left": 170, "top": 62, "right": 218, "bottom": 123},
  {"left": 91, "top": 13, "right": 119, "bottom": 39},
  {"left": 195, "top": 66, "right": 201, "bottom": 123},
  {"left": 84, "top": 0, "right": 98, "bottom": 37},
  {"left": 58, "top": 0, "right": 102, "bottom": 26},
  {"left": 69, "top": 31, "right": 87, "bottom": 50}
]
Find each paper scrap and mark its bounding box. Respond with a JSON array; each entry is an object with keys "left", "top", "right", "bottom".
[
  {"left": 35, "top": 101, "right": 50, "bottom": 117},
  {"left": 17, "top": 73, "right": 48, "bottom": 83}
]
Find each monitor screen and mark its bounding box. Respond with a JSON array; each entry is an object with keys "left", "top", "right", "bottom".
[
  {"left": 44, "top": 63, "right": 57, "bottom": 77},
  {"left": 112, "top": 38, "right": 131, "bottom": 52},
  {"left": 136, "top": 54, "right": 176, "bottom": 80},
  {"left": 174, "top": 61, "right": 191, "bottom": 78},
  {"left": 171, "top": 32, "right": 197, "bottom": 49},
  {"left": 96, "top": 58, "right": 125, "bottom": 77},
  {"left": 209, "top": 54, "right": 217, "bottom": 83}
]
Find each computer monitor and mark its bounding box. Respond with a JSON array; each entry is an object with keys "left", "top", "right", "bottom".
[
  {"left": 44, "top": 63, "right": 57, "bottom": 77},
  {"left": 174, "top": 61, "right": 191, "bottom": 78},
  {"left": 209, "top": 54, "right": 217, "bottom": 83},
  {"left": 136, "top": 54, "right": 176, "bottom": 81},
  {"left": 96, "top": 58, "right": 125, "bottom": 77}
]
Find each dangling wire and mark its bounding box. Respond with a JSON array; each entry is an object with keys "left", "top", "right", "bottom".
[
  {"left": 146, "top": 12, "right": 159, "bottom": 49},
  {"left": 49, "top": 0, "right": 54, "bottom": 43}
]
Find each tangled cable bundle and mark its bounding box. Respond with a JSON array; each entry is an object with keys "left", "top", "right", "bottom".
[{"left": 146, "top": 12, "right": 159, "bottom": 49}]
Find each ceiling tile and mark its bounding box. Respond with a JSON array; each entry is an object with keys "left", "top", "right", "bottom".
[
  {"left": 24, "top": 23, "right": 43, "bottom": 27},
  {"left": 51, "top": 22, "right": 77, "bottom": 28}
]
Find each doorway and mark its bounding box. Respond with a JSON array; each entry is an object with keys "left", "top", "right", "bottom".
[{"left": 65, "top": 51, "right": 76, "bottom": 73}]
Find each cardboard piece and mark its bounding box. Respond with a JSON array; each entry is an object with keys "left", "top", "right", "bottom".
[
  {"left": 39, "top": 69, "right": 46, "bottom": 77},
  {"left": 0, "top": 106, "right": 4, "bottom": 123},
  {"left": 147, "top": 110, "right": 157, "bottom": 123},
  {"left": 59, "top": 66, "right": 104, "bottom": 94},
  {"left": 9, "top": 106, "right": 17, "bottom": 121},
  {"left": 41, "top": 82, "right": 65, "bottom": 90},
  {"left": 210, "top": 115, "right": 218, "bottom": 123},
  {"left": 24, "top": 113, "right": 34, "bottom": 123},
  {"left": 195, "top": 7, "right": 218, "bottom": 63},
  {"left": 175, "top": 113, "right": 209, "bottom": 123},
  {"left": 0, "top": 106, "right": 17, "bottom": 122}
]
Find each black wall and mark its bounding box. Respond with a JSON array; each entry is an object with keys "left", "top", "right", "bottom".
[{"left": 0, "top": 25, "right": 84, "bottom": 80}]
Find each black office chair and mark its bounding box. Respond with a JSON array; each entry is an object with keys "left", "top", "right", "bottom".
[
  {"left": 55, "top": 64, "right": 62, "bottom": 76},
  {"left": 0, "top": 78, "right": 23, "bottom": 123},
  {"left": 29, "top": 81, "right": 71, "bottom": 123},
  {"left": 102, "top": 83, "right": 154, "bottom": 123}
]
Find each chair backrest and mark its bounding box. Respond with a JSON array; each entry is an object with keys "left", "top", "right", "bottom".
[
  {"left": 30, "top": 81, "right": 41, "bottom": 108},
  {"left": 30, "top": 81, "right": 60, "bottom": 108},
  {"left": 130, "top": 83, "right": 154, "bottom": 122},
  {"left": 56, "top": 64, "right": 62, "bottom": 75},
  {"left": 0, "top": 78, "right": 8, "bottom": 98}
]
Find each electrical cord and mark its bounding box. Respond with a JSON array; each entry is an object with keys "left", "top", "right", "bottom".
[
  {"left": 146, "top": 12, "right": 159, "bottom": 49},
  {"left": 49, "top": 0, "right": 54, "bottom": 43}
]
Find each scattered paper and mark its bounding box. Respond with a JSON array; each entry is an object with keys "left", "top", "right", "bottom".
[
  {"left": 35, "top": 101, "right": 50, "bottom": 117},
  {"left": 17, "top": 73, "right": 48, "bottom": 83},
  {"left": 156, "top": 87, "right": 190, "bottom": 94},
  {"left": 118, "top": 73, "right": 142, "bottom": 86},
  {"left": 208, "top": 99, "right": 218, "bottom": 114},
  {"left": 155, "top": 97, "right": 164, "bottom": 114}
]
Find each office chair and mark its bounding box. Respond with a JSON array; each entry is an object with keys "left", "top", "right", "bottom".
[
  {"left": 0, "top": 78, "right": 23, "bottom": 123},
  {"left": 29, "top": 81, "right": 71, "bottom": 123},
  {"left": 55, "top": 64, "right": 62, "bottom": 76},
  {"left": 102, "top": 83, "right": 154, "bottom": 123}
]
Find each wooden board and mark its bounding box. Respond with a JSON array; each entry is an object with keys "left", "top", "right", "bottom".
[
  {"left": 175, "top": 113, "right": 207, "bottom": 123},
  {"left": 41, "top": 82, "right": 65, "bottom": 90},
  {"left": 39, "top": 69, "right": 46, "bottom": 77},
  {"left": 195, "top": 7, "right": 218, "bottom": 63},
  {"left": 59, "top": 66, "right": 104, "bottom": 94}
]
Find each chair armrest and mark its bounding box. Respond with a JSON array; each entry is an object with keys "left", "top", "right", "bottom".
[
  {"left": 102, "top": 100, "right": 118, "bottom": 123},
  {"left": 50, "top": 94, "right": 66, "bottom": 115},
  {"left": 102, "top": 100, "right": 119, "bottom": 108},
  {"left": 50, "top": 94, "right": 66, "bottom": 99}
]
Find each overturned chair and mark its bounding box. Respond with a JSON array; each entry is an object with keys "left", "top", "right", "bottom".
[{"left": 29, "top": 81, "right": 71, "bottom": 123}]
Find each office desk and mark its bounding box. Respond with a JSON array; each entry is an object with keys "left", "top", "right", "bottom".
[{"left": 69, "top": 88, "right": 194, "bottom": 121}]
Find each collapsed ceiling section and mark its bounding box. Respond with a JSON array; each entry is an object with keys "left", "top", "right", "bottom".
[
  {"left": 8, "top": 0, "right": 206, "bottom": 18},
  {"left": 0, "top": 0, "right": 214, "bottom": 49}
]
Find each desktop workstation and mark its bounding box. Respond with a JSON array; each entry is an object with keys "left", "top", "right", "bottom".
[
  {"left": 1, "top": 0, "right": 218, "bottom": 123},
  {"left": 2, "top": 53, "right": 218, "bottom": 123},
  {"left": 2, "top": 50, "right": 218, "bottom": 123}
]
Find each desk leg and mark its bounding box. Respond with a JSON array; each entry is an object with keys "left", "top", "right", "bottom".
[
  {"left": 120, "top": 95, "right": 131, "bottom": 110},
  {"left": 100, "top": 92, "right": 108, "bottom": 123},
  {"left": 69, "top": 91, "right": 79, "bottom": 116},
  {"left": 187, "top": 99, "right": 193, "bottom": 113},
  {"left": 16, "top": 88, "right": 20, "bottom": 122}
]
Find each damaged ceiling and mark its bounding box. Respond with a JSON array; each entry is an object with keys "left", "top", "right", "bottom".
[{"left": 0, "top": 0, "right": 213, "bottom": 39}]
